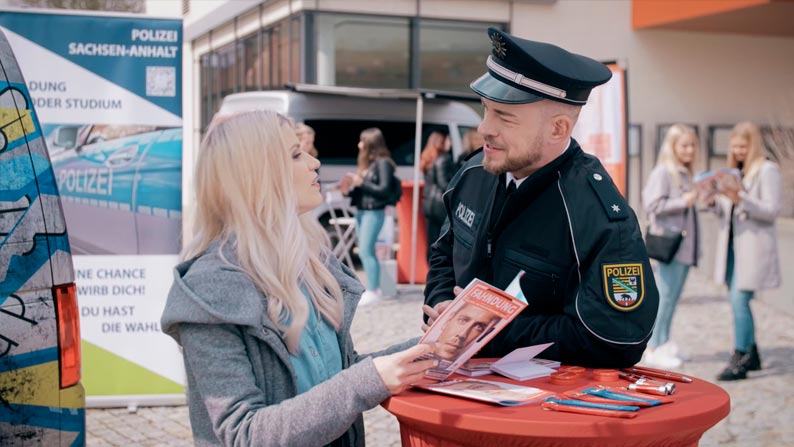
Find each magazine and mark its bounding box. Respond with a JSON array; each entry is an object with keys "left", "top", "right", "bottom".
[
  {"left": 418, "top": 272, "right": 528, "bottom": 381},
  {"left": 414, "top": 378, "right": 554, "bottom": 406},
  {"left": 694, "top": 168, "right": 741, "bottom": 199}
]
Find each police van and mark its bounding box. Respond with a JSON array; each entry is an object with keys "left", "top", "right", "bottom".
[
  {"left": 0, "top": 30, "right": 85, "bottom": 446},
  {"left": 216, "top": 84, "right": 482, "bottom": 239}
]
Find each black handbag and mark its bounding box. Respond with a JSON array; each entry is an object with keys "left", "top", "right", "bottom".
[{"left": 645, "top": 207, "right": 689, "bottom": 263}]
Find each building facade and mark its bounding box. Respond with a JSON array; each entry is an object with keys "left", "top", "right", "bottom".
[{"left": 183, "top": 0, "right": 794, "bottom": 215}]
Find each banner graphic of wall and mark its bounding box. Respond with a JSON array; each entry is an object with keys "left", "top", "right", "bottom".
[
  {"left": 0, "top": 11, "right": 185, "bottom": 405},
  {"left": 573, "top": 64, "right": 627, "bottom": 196}
]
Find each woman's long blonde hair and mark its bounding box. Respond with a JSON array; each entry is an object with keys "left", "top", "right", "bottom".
[
  {"left": 728, "top": 121, "right": 766, "bottom": 182},
  {"left": 656, "top": 124, "right": 698, "bottom": 176},
  {"left": 184, "top": 110, "right": 343, "bottom": 353}
]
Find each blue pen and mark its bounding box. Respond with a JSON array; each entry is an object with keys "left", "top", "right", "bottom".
[
  {"left": 545, "top": 397, "right": 640, "bottom": 412},
  {"left": 582, "top": 387, "right": 662, "bottom": 407}
]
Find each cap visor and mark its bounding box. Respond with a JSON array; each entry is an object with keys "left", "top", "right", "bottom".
[{"left": 470, "top": 73, "right": 544, "bottom": 104}]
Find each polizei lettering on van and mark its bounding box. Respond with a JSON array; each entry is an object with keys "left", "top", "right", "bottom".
[{"left": 57, "top": 168, "right": 114, "bottom": 196}]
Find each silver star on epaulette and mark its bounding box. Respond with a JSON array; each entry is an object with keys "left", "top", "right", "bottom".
[{"left": 611, "top": 204, "right": 621, "bottom": 213}]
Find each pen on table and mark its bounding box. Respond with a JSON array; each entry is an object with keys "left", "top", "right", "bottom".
[
  {"left": 617, "top": 371, "right": 675, "bottom": 395},
  {"left": 624, "top": 366, "right": 693, "bottom": 383}
]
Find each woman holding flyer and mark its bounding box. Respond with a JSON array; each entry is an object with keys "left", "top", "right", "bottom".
[
  {"left": 160, "top": 111, "right": 436, "bottom": 447},
  {"left": 641, "top": 124, "right": 701, "bottom": 369},
  {"left": 710, "top": 121, "right": 781, "bottom": 381}
]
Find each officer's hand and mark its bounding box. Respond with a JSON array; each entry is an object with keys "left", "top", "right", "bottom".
[{"left": 421, "top": 289, "right": 460, "bottom": 332}]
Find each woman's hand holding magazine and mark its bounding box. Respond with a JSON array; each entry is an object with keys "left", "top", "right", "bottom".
[{"left": 373, "top": 344, "right": 438, "bottom": 394}]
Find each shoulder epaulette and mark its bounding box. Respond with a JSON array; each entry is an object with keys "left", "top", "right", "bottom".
[{"left": 586, "top": 171, "right": 628, "bottom": 221}]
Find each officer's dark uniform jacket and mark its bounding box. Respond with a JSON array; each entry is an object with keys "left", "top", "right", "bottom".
[{"left": 424, "top": 139, "right": 659, "bottom": 367}]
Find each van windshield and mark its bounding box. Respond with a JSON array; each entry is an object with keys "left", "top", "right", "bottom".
[{"left": 305, "top": 119, "right": 448, "bottom": 166}]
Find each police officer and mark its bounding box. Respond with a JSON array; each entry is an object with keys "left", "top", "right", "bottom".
[{"left": 422, "top": 28, "right": 659, "bottom": 367}]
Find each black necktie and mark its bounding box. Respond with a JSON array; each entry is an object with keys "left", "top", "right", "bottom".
[
  {"left": 506, "top": 180, "right": 517, "bottom": 196},
  {"left": 489, "top": 180, "right": 516, "bottom": 232}
]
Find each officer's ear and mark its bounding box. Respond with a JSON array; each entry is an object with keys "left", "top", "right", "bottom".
[{"left": 549, "top": 113, "right": 573, "bottom": 143}]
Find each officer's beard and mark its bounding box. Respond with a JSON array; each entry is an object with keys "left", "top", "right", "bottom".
[{"left": 483, "top": 134, "right": 544, "bottom": 176}]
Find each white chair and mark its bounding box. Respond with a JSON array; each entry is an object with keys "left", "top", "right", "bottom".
[{"left": 325, "top": 189, "right": 357, "bottom": 270}]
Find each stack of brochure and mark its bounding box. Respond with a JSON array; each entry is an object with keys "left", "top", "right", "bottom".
[
  {"left": 414, "top": 378, "right": 554, "bottom": 406},
  {"left": 457, "top": 343, "right": 560, "bottom": 381}
]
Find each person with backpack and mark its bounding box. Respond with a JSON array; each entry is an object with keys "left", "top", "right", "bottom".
[{"left": 340, "top": 127, "right": 398, "bottom": 305}]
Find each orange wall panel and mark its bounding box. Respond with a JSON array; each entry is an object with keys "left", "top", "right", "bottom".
[{"left": 632, "top": 0, "right": 771, "bottom": 29}]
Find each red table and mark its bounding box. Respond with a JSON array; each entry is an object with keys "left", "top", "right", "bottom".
[{"left": 382, "top": 367, "right": 730, "bottom": 447}]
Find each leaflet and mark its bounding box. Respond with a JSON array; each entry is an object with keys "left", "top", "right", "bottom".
[
  {"left": 457, "top": 354, "right": 560, "bottom": 378},
  {"left": 490, "top": 343, "right": 556, "bottom": 381},
  {"left": 414, "top": 378, "right": 554, "bottom": 406},
  {"left": 418, "top": 272, "right": 528, "bottom": 381},
  {"left": 694, "top": 168, "right": 741, "bottom": 199}
]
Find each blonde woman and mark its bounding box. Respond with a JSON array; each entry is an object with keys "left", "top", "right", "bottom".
[
  {"left": 160, "top": 111, "right": 435, "bottom": 447},
  {"left": 711, "top": 122, "right": 781, "bottom": 381},
  {"left": 641, "top": 124, "right": 700, "bottom": 369}
]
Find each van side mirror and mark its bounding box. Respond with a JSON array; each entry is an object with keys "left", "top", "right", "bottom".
[{"left": 53, "top": 126, "right": 79, "bottom": 149}]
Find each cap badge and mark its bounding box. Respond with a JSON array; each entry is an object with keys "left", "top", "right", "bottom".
[{"left": 490, "top": 33, "right": 507, "bottom": 59}]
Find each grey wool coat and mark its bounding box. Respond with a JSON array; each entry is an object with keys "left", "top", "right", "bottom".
[
  {"left": 711, "top": 160, "right": 782, "bottom": 291},
  {"left": 161, "top": 241, "right": 414, "bottom": 447},
  {"left": 642, "top": 165, "right": 700, "bottom": 266}
]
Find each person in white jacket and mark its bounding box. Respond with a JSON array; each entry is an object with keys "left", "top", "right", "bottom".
[
  {"left": 709, "top": 121, "right": 782, "bottom": 381},
  {"left": 641, "top": 124, "right": 700, "bottom": 369}
]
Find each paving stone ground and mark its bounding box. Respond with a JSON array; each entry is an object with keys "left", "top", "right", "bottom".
[{"left": 86, "top": 268, "right": 794, "bottom": 446}]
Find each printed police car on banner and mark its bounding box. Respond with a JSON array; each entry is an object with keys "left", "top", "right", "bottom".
[{"left": 601, "top": 263, "right": 645, "bottom": 311}]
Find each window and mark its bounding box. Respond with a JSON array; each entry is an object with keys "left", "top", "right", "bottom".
[
  {"left": 199, "top": 53, "right": 212, "bottom": 130},
  {"left": 276, "top": 23, "right": 289, "bottom": 87},
  {"left": 261, "top": 30, "right": 272, "bottom": 89},
  {"left": 305, "top": 119, "right": 447, "bottom": 166},
  {"left": 198, "top": 51, "right": 225, "bottom": 131},
  {"left": 217, "top": 43, "right": 236, "bottom": 99},
  {"left": 314, "top": 14, "right": 410, "bottom": 88},
  {"left": 419, "top": 20, "right": 495, "bottom": 93},
  {"left": 241, "top": 33, "right": 261, "bottom": 91},
  {"left": 291, "top": 17, "right": 301, "bottom": 83}
]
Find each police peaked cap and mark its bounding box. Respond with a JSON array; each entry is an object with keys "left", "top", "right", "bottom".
[{"left": 471, "top": 28, "right": 612, "bottom": 105}]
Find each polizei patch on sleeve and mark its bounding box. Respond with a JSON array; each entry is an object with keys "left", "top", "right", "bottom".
[{"left": 602, "top": 263, "right": 645, "bottom": 311}]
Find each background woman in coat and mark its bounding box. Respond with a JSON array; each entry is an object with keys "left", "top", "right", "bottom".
[
  {"left": 641, "top": 124, "right": 700, "bottom": 369},
  {"left": 711, "top": 121, "right": 782, "bottom": 381},
  {"left": 420, "top": 130, "right": 455, "bottom": 251},
  {"left": 339, "top": 128, "right": 397, "bottom": 305},
  {"left": 161, "top": 111, "right": 435, "bottom": 447}
]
